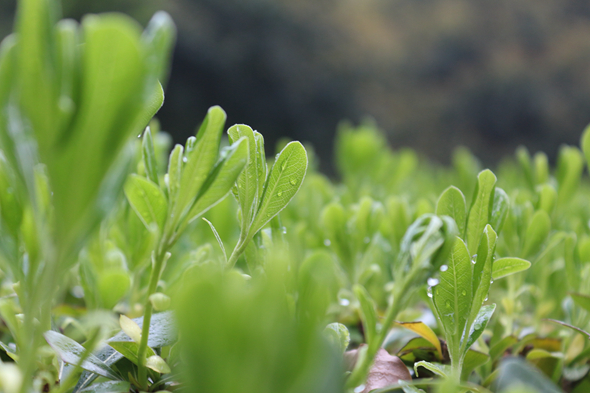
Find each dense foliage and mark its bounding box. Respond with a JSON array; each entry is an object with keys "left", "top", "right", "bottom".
[{"left": 2, "top": 1, "right": 590, "bottom": 393}]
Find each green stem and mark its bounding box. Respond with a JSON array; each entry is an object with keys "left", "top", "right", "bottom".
[
  {"left": 137, "top": 249, "right": 168, "bottom": 388},
  {"left": 226, "top": 232, "right": 250, "bottom": 269},
  {"left": 346, "top": 273, "right": 415, "bottom": 389}
]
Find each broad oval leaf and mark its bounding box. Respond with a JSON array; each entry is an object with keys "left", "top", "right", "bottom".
[
  {"left": 432, "top": 237, "right": 472, "bottom": 339},
  {"left": 492, "top": 257, "right": 531, "bottom": 280},
  {"left": 146, "top": 355, "right": 171, "bottom": 374},
  {"left": 119, "top": 315, "right": 142, "bottom": 343},
  {"left": 250, "top": 141, "right": 308, "bottom": 234},
  {"left": 436, "top": 186, "right": 466, "bottom": 236},
  {"left": 124, "top": 174, "right": 167, "bottom": 230},
  {"left": 44, "top": 330, "right": 119, "bottom": 380},
  {"left": 395, "top": 321, "right": 442, "bottom": 359},
  {"left": 465, "top": 169, "right": 496, "bottom": 255}
]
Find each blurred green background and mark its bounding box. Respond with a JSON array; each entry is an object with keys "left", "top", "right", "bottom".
[{"left": 2, "top": 0, "right": 590, "bottom": 172}]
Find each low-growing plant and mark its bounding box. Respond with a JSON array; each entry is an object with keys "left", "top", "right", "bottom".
[{"left": 4, "top": 0, "right": 590, "bottom": 393}]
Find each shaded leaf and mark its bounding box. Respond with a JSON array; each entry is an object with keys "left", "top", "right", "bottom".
[
  {"left": 107, "top": 341, "right": 156, "bottom": 366},
  {"left": 354, "top": 285, "right": 378, "bottom": 347},
  {"left": 44, "top": 331, "right": 119, "bottom": 380},
  {"left": 78, "top": 381, "right": 130, "bottom": 393},
  {"left": 395, "top": 321, "right": 442, "bottom": 359},
  {"left": 414, "top": 361, "right": 449, "bottom": 378}
]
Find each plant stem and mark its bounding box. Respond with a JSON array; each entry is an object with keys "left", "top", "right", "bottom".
[
  {"left": 226, "top": 233, "right": 249, "bottom": 269},
  {"left": 137, "top": 248, "right": 168, "bottom": 388}
]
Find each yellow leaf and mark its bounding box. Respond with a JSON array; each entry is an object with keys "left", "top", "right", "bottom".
[{"left": 395, "top": 321, "right": 442, "bottom": 359}]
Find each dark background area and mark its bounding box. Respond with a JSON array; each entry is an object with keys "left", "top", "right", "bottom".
[{"left": 2, "top": 0, "right": 590, "bottom": 173}]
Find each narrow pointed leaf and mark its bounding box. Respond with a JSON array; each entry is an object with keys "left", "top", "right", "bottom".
[
  {"left": 202, "top": 218, "right": 227, "bottom": 262},
  {"left": 124, "top": 174, "right": 167, "bottom": 230},
  {"left": 469, "top": 225, "right": 496, "bottom": 327},
  {"left": 465, "top": 170, "right": 496, "bottom": 255},
  {"left": 462, "top": 350, "right": 490, "bottom": 380},
  {"left": 44, "top": 331, "right": 119, "bottom": 380},
  {"left": 490, "top": 335, "right": 518, "bottom": 362},
  {"left": 167, "top": 144, "right": 183, "bottom": 208},
  {"left": 142, "top": 127, "right": 159, "bottom": 185},
  {"left": 522, "top": 210, "right": 550, "bottom": 258},
  {"left": 250, "top": 141, "right": 308, "bottom": 233},
  {"left": 465, "top": 304, "right": 496, "bottom": 351},
  {"left": 174, "top": 106, "right": 226, "bottom": 221},
  {"left": 254, "top": 131, "right": 267, "bottom": 201},
  {"left": 228, "top": 125, "right": 259, "bottom": 230},
  {"left": 436, "top": 186, "right": 466, "bottom": 236},
  {"left": 354, "top": 284, "right": 378, "bottom": 348},
  {"left": 492, "top": 257, "right": 531, "bottom": 280},
  {"left": 489, "top": 187, "right": 509, "bottom": 234},
  {"left": 187, "top": 137, "right": 248, "bottom": 222}
]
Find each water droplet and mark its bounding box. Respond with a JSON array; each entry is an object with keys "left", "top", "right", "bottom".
[
  {"left": 445, "top": 300, "right": 451, "bottom": 308},
  {"left": 277, "top": 190, "right": 283, "bottom": 197},
  {"left": 238, "top": 184, "right": 243, "bottom": 189},
  {"left": 340, "top": 298, "right": 350, "bottom": 307},
  {"left": 461, "top": 289, "right": 467, "bottom": 296},
  {"left": 354, "top": 385, "right": 365, "bottom": 393},
  {"left": 182, "top": 157, "right": 188, "bottom": 163},
  {"left": 290, "top": 178, "right": 297, "bottom": 185},
  {"left": 427, "top": 287, "right": 433, "bottom": 298},
  {"left": 323, "top": 239, "right": 331, "bottom": 246},
  {"left": 471, "top": 258, "right": 477, "bottom": 265},
  {"left": 440, "top": 264, "right": 448, "bottom": 272},
  {"left": 490, "top": 279, "right": 494, "bottom": 284},
  {"left": 484, "top": 295, "right": 489, "bottom": 301},
  {"left": 281, "top": 227, "right": 287, "bottom": 234},
  {"left": 427, "top": 278, "right": 439, "bottom": 286},
  {"left": 474, "top": 323, "right": 482, "bottom": 330}
]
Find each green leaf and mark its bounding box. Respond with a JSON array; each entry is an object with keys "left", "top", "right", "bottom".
[
  {"left": 44, "top": 331, "right": 120, "bottom": 380},
  {"left": 489, "top": 335, "right": 518, "bottom": 362},
  {"left": 462, "top": 350, "right": 490, "bottom": 380},
  {"left": 124, "top": 174, "right": 167, "bottom": 230},
  {"left": 353, "top": 284, "right": 378, "bottom": 348},
  {"left": 78, "top": 381, "right": 131, "bottom": 393},
  {"left": 107, "top": 341, "right": 156, "bottom": 366},
  {"left": 202, "top": 217, "right": 227, "bottom": 262},
  {"left": 166, "top": 144, "right": 184, "bottom": 209},
  {"left": 571, "top": 293, "right": 590, "bottom": 313},
  {"left": 323, "top": 323, "right": 350, "bottom": 355},
  {"left": 556, "top": 145, "right": 584, "bottom": 205},
  {"left": 492, "top": 257, "right": 531, "bottom": 280},
  {"left": 414, "top": 361, "right": 449, "bottom": 378},
  {"left": 146, "top": 355, "right": 171, "bottom": 374},
  {"left": 521, "top": 210, "right": 551, "bottom": 258},
  {"left": 149, "top": 292, "right": 171, "bottom": 312},
  {"left": 469, "top": 225, "right": 496, "bottom": 326},
  {"left": 254, "top": 131, "right": 267, "bottom": 203},
  {"left": 436, "top": 186, "right": 466, "bottom": 236},
  {"left": 537, "top": 184, "right": 557, "bottom": 215},
  {"left": 581, "top": 123, "right": 590, "bottom": 170},
  {"left": 174, "top": 106, "right": 226, "bottom": 222},
  {"left": 395, "top": 321, "right": 442, "bottom": 358},
  {"left": 97, "top": 269, "right": 130, "bottom": 309},
  {"left": 119, "top": 315, "right": 142, "bottom": 343},
  {"left": 142, "top": 127, "right": 159, "bottom": 185},
  {"left": 72, "top": 311, "right": 176, "bottom": 391},
  {"left": 465, "top": 170, "right": 496, "bottom": 255},
  {"left": 489, "top": 187, "right": 509, "bottom": 234},
  {"left": 465, "top": 304, "right": 496, "bottom": 350},
  {"left": 187, "top": 137, "right": 248, "bottom": 223},
  {"left": 433, "top": 237, "right": 472, "bottom": 339},
  {"left": 250, "top": 141, "right": 308, "bottom": 234},
  {"left": 142, "top": 11, "right": 176, "bottom": 86},
  {"left": 228, "top": 125, "right": 260, "bottom": 231}
]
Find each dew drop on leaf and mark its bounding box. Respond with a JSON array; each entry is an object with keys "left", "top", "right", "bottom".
[
  {"left": 427, "top": 278, "right": 439, "bottom": 286},
  {"left": 290, "top": 178, "right": 297, "bottom": 185},
  {"left": 277, "top": 190, "right": 283, "bottom": 197},
  {"left": 182, "top": 157, "right": 188, "bottom": 163},
  {"left": 427, "top": 286, "right": 433, "bottom": 298},
  {"left": 461, "top": 289, "right": 467, "bottom": 296},
  {"left": 339, "top": 298, "right": 350, "bottom": 306},
  {"left": 440, "top": 264, "right": 448, "bottom": 272},
  {"left": 445, "top": 300, "right": 451, "bottom": 309}
]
